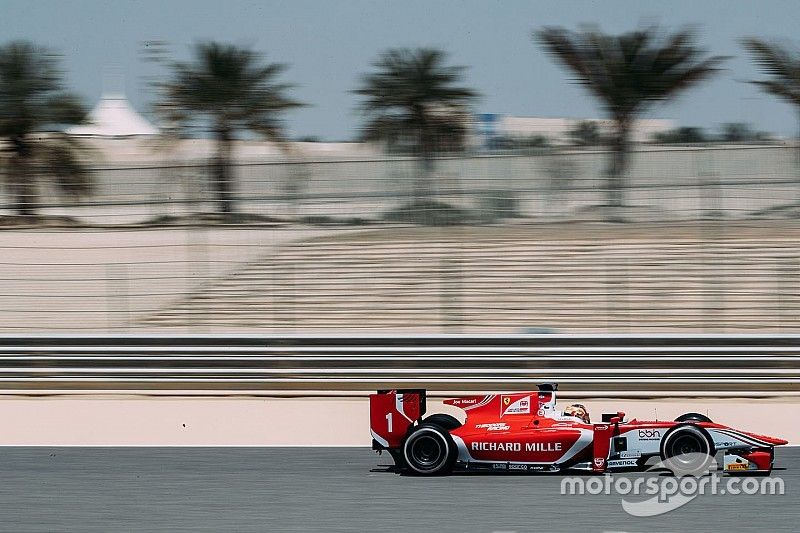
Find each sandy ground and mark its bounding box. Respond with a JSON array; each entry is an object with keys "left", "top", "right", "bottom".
[{"left": 0, "top": 396, "right": 796, "bottom": 446}]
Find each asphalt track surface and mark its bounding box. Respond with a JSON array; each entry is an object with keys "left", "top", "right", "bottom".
[{"left": 0, "top": 447, "right": 797, "bottom": 532}]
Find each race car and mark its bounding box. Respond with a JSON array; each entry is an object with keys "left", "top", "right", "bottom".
[{"left": 369, "top": 383, "right": 788, "bottom": 475}]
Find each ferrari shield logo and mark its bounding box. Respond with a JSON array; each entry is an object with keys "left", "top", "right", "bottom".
[{"left": 501, "top": 395, "right": 530, "bottom": 417}]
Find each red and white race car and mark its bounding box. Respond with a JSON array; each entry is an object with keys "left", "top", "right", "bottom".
[{"left": 369, "top": 383, "right": 788, "bottom": 475}]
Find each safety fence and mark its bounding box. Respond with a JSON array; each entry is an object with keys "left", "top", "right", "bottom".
[
  {"left": 2, "top": 144, "right": 799, "bottom": 225},
  {"left": 1, "top": 334, "right": 798, "bottom": 396}
]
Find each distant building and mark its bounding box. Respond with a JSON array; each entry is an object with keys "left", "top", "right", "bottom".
[
  {"left": 475, "top": 114, "right": 675, "bottom": 147},
  {"left": 68, "top": 93, "right": 159, "bottom": 138}
]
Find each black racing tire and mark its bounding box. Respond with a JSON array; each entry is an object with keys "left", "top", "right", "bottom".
[
  {"left": 423, "top": 413, "right": 463, "bottom": 430},
  {"left": 675, "top": 412, "right": 713, "bottom": 423},
  {"left": 402, "top": 423, "right": 456, "bottom": 476},
  {"left": 660, "top": 424, "right": 715, "bottom": 476}
]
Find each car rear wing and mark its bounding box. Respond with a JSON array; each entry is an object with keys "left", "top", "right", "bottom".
[{"left": 369, "top": 389, "right": 426, "bottom": 450}]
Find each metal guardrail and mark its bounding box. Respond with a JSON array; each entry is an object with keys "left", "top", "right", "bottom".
[{"left": 0, "top": 334, "right": 798, "bottom": 397}]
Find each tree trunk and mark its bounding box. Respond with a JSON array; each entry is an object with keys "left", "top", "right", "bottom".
[
  {"left": 796, "top": 115, "right": 800, "bottom": 181},
  {"left": 415, "top": 152, "right": 434, "bottom": 203},
  {"left": 9, "top": 137, "right": 38, "bottom": 218},
  {"left": 605, "top": 122, "right": 630, "bottom": 220},
  {"left": 213, "top": 129, "right": 235, "bottom": 216},
  {"left": 413, "top": 123, "right": 434, "bottom": 204}
]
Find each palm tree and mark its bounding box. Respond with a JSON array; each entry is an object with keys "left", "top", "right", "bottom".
[
  {"left": 536, "top": 26, "right": 726, "bottom": 215},
  {"left": 741, "top": 38, "right": 800, "bottom": 162},
  {"left": 156, "top": 42, "right": 303, "bottom": 216},
  {"left": 569, "top": 120, "right": 602, "bottom": 146},
  {"left": 354, "top": 48, "right": 478, "bottom": 202},
  {"left": 0, "top": 41, "right": 91, "bottom": 218}
]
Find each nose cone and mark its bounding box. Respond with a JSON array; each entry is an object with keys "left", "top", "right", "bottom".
[{"left": 742, "top": 430, "right": 789, "bottom": 446}]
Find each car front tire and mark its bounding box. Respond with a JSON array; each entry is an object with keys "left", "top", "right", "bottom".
[
  {"left": 674, "top": 412, "right": 713, "bottom": 423},
  {"left": 660, "top": 424, "right": 715, "bottom": 476}
]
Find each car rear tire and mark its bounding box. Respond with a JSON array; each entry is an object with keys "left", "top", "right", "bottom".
[
  {"left": 403, "top": 423, "right": 456, "bottom": 476},
  {"left": 675, "top": 412, "right": 713, "bottom": 423},
  {"left": 423, "top": 413, "right": 462, "bottom": 430},
  {"left": 660, "top": 424, "right": 715, "bottom": 476}
]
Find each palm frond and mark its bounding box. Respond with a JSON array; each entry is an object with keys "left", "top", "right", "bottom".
[
  {"left": 353, "top": 47, "right": 478, "bottom": 153},
  {"left": 43, "top": 93, "right": 87, "bottom": 127},
  {"left": 535, "top": 26, "right": 726, "bottom": 122},
  {"left": 34, "top": 135, "right": 93, "bottom": 198},
  {"left": 0, "top": 40, "right": 93, "bottom": 214},
  {"left": 156, "top": 41, "right": 303, "bottom": 138},
  {"left": 741, "top": 37, "right": 800, "bottom": 107}
]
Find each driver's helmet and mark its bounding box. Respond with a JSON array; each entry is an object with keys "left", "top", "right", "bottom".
[{"left": 564, "top": 403, "right": 590, "bottom": 424}]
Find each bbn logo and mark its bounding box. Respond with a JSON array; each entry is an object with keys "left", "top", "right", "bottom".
[{"left": 638, "top": 429, "right": 662, "bottom": 440}]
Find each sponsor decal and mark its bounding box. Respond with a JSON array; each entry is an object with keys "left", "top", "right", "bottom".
[
  {"left": 723, "top": 455, "right": 752, "bottom": 471},
  {"left": 453, "top": 398, "right": 477, "bottom": 406},
  {"left": 619, "top": 450, "right": 642, "bottom": 459},
  {"left": 471, "top": 441, "right": 562, "bottom": 453},
  {"left": 554, "top": 416, "right": 582, "bottom": 422},
  {"left": 487, "top": 463, "right": 549, "bottom": 472},
  {"left": 525, "top": 442, "right": 562, "bottom": 452},
  {"left": 595, "top": 425, "right": 609, "bottom": 431},
  {"left": 537, "top": 409, "right": 545, "bottom": 416},
  {"left": 714, "top": 441, "right": 736, "bottom": 448},
  {"left": 472, "top": 442, "right": 522, "bottom": 452},
  {"left": 475, "top": 423, "right": 510, "bottom": 431},
  {"left": 594, "top": 458, "right": 605, "bottom": 468},
  {"left": 637, "top": 429, "right": 662, "bottom": 440},
  {"left": 608, "top": 459, "right": 639, "bottom": 468},
  {"left": 501, "top": 395, "right": 531, "bottom": 417}
]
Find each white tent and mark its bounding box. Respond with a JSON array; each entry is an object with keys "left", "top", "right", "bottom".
[{"left": 68, "top": 93, "right": 158, "bottom": 137}]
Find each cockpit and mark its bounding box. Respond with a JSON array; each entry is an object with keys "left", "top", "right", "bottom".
[
  {"left": 535, "top": 383, "right": 591, "bottom": 424},
  {"left": 563, "top": 403, "right": 591, "bottom": 424}
]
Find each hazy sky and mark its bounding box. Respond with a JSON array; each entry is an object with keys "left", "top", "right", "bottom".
[{"left": 3, "top": 0, "right": 799, "bottom": 140}]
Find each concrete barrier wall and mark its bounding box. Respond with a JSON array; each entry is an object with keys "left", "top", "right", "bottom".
[{"left": 0, "top": 334, "right": 797, "bottom": 395}]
